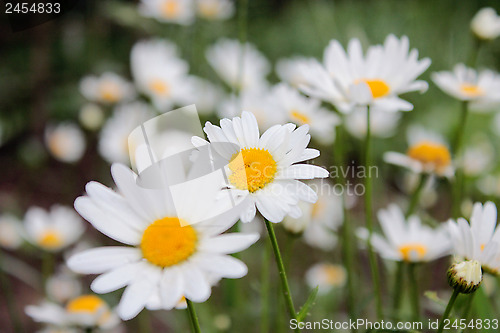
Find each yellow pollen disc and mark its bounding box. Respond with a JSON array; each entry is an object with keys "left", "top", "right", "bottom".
[
  {"left": 358, "top": 79, "right": 391, "bottom": 98},
  {"left": 311, "top": 200, "right": 324, "bottom": 219},
  {"left": 66, "top": 295, "right": 105, "bottom": 314},
  {"left": 290, "top": 110, "right": 311, "bottom": 125},
  {"left": 39, "top": 230, "right": 63, "bottom": 249},
  {"left": 48, "top": 134, "right": 65, "bottom": 158},
  {"left": 141, "top": 217, "right": 197, "bottom": 267},
  {"left": 459, "top": 84, "right": 484, "bottom": 97},
  {"left": 148, "top": 79, "right": 170, "bottom": 96},
  {"left": 323, "top": 265, "right": 346, "bottom": 286},
  {"left": 228, "top": 148, "right": 278, "bottom": 193},
  {"left": 199, "top": 3, "right": 218, "bottom": 18},
  {"left": 407, "top": 141, "right": 451, "bottom": 171},
  {"left": 99, "top": 82, "right": 120, "bottom": 102},
  {"left": 161, "top": 0, "right": 180, "bottom": 18},
  {"left": 399, "top": 243, "right": 428, "bottom": 262},
  {"left": 481, "top": 244, "right": 485, "bottom": 251}
]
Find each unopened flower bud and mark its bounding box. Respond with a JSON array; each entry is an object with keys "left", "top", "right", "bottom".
[{"left": 447, "top": 260, "right": 482, "bottom": 294}]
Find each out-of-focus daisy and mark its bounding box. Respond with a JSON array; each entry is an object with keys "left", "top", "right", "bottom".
[
  {"left": 0, "top": 214, "right": 23, "bottom": 250},
  {"left": 358, "top": 204, "right": 451, "bottom": 262},
  {"left": 206, "top": 39, "right": 270, "bottom": 92},
  {"left": 471, "top": 7, "right": 500, "bottom": 40},
  {"left": 196, "top": 0, "right": 234, "bottom": 21},
  {"left": 23, "top": 205, "right": 84, "bottom": 252},
  {"left": 270, "top": 84, "right": 340, "bottom": 144},
  {"left": 26, "top": 294, "right": 120, "bottom": 330},
  {"left": 276, "top": 57, "right": 318, "bottom": 89},
  {"left": 477, "top": 174, "right": 500, "bottom": 197},
  {"left": 305, "top": 263, "right": 347, "bottom": 295},
  {"left": 432, "top": 64, "right": 500, "bottom": 111},
  {"left": 139, "top": 0, "right": 195, "bottom": 25},
  {"left": 198, "top": 111, "right": 329, "bottom": 223},
  {"left": 283, "top": 180, "right": 343, "bottom": 251},
  {"left": 403, "top": 173, "right": 437, "bottom": 209},
  {"left": 448, "top": 201, "right": 500, "bottom": 275},
  {"left": 298, "top": 35, "right": 431, "bottom": 113},
  {"left": 461, "top": 141, "right": 494, "bottom": 177},
  {"left": 45, "top": 123, "right": 86, "bottom": 163},
  {"left": 344, "top": 107, "right": 401, "bottom": 139},
  {"left": 131, "top": 39, "right": 193, "bottom": 111},
  {"left": 384, "top": 126, "right": 454, "bottom": 178},
  {"left": 46, "top": 267, "right": 82, "bottom": 304},
  {"left": 67, "top": 163, "right": 259, "bottom": 319},
  {"left": 80, "top": 72, "right": 135, "bottom": 105},
  {"left": 98, "top": 102, "right": 154, "bottom": 165},
  {"left": 187, "top": 76, "right": 224, "bottom": 115},
  {"left": 79, "top": 104, "right": 105, "bottom": 131}
]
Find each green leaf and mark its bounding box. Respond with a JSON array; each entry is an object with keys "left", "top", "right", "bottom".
[{"left": 296, "top": 286, "right": 319, "bottom": 322}]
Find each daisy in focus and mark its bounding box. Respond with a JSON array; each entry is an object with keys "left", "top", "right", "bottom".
[
  {"left": 139, "top": 0, "right": 195, "bottom": 25},
  {"left": 305, "top": 263, "right": 347, "bottom": 295},
  {"left": 447, "top": 201, "right": 500, "bottom": 275},
  {"left": 196, "top": 0, "right": 234, "bottom": 21},
  {"left": 384, "top": 126, "right": 454, "bottom": 178},
  {"left": 45, "top": 123, "right": 86, "bottom": 163},
  {"left": 358, "top": 204, "right": 451, "bottom": 262},
  {"left": 298, "top": 34, "right": 431, "bottom": 113},
  {"left": 198, "top": 111, "right": 329, "bottom": 223},
  {"left": 432, "top": 64, "right": 500, "bottom": 110},
  {"left": 68, "top": 163, "right": 259, "bottom": 320},
  {"left": 80, "top": 72, "right": 135, "bottom": 105},
  {"left": 470, "top": 7, "right": 500, "bottom": 40},
  {"left": 23, "top": 205, "right": 85, "bottom": 252}
]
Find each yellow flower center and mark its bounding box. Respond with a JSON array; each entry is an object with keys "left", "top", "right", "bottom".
[
  {"left": 399, "top": 243, "right": 428, "bottom": 262},
  {"left": 199, "top": 2, "right": 219, "bottom": 18},
  {"left": 481, "top": 244, "right": 485, "bottom": 251},
  {"left": 161, "top": 0, "right": 180, "bottom": 18},
  {"left": 66, "top": 295, "right": 105, "bottom": 314},
  {"left": 39, "top": 230, "right": 63, "bottom": 249},
  {"left": 358, "top": 79, "right": 391, "bottom": 98},
  {"left": 141, "top": 217, "right": 197, "bottom": 267},
  {"left": 148, "top": 79, "right": 170, "bottom": 96},
  {"left": 228, "top": 148, "right": 278, "bottom": 193},
  {"left": 407, "top": 141, "right": 451, "bottom": 171},
  {"left": 290, "top": 110, "right": 311, "bottom": 125},
  {"left": 460, "top": 84, "right": 484, "bottom": 97},
  {"left": 99, "top": 82, "right": 120, "bottom": 103},
  {"left": 48, "top": 133, "right": 66, "bottom": 159},
  {"left": 323, "top": 265, "right": 346, "bottom": 286},
  {"left": 311, "top": 200, "right": 324, "bottom": 219}
]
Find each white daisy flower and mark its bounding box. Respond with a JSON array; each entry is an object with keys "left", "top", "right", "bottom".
[
  {"left": 67, "top": 163, "right": 259, "bottom": 320},
  {"left": 447, "top": 201, "right": 500, "bottom": 275},
  {"left": 206, "top": 39, "right": 270, "bottom": 92},
  {"left": 276, "top": 57, "right": 318, "bottom": 89},
  {"left": 139, "top": 0, "right": 195, "bottom": 25},
  {"left": 344, "top": 107, "right": 401, "bottom": 139},
  {"left": 98, "top": 102, "right": 154, "bottom": 165},
  {"left": 131, "top": 39, "right": 193, "bottom": 111},
  {"left": 477, "top": 174, "right": 500, "bottom": 198},
  {"left": 471, "top": 7, "right": 500, "bottom": 40},
  {"left": 79, "top": 104, "right": 105, "bottom": 131},
  {"left": 462, "top": 141, "right": 494, "bottom": 177},
  {"left": 283, "top": 180, "right": 343, "bottom": 251},
  {"left": 46, "top": 267, "right": 82, "bottom": 304},
  {"left": 80, "top": 72, "right": 135, "bottom": 105},
  {"left": 432, "top": 64, "right": 500, "bottom": 110},
  {"left": 384, "top": 126, "right": 454, "bottom": 178},
  {"left": 26, "top": 295, "right": 120, "bottom": 330},
  {"left": 305, "top": 263, "right": 347, "bottom": 295},
  {"left": 298, "top": 34, "right": 431, "bottom": 113},
  {"left": 196, "top": 0, "right": 234, "bottom": 21},
  {"left": 45, "top": 123, "right": 86, "bottom": 163},
  {"left": 186, "top": 76, "right": 224, "bottom": 115},
  {"left": 270, "top": 84, "right": 340, "bottom": 144},
  {"left": 23, "top": 205, "right": 85, "bottom": 252},
  {"left": 358, "top": 204, "right": 451, "bottom": 262},
  {"left": 198, "top": 111, "right": 329, "bottom": 223},
  {"left": 0, "top": 213, "right": 23, "bottom": 250}
]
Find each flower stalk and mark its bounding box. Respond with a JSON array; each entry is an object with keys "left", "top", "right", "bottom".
[{"left": 186, "top": 299, "right": 201, "bottom": 333}]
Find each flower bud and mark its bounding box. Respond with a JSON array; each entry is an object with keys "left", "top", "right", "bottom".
[
  {"left": 470, "top": 8, "right": 500, "bottom": 40},
  {"left": 447, "top": 260, "right": 482, "bottom": 294}
]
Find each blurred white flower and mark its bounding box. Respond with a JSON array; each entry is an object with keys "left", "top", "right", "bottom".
[
  {"left": 344, "top": 106, "right": 401, "bottom": 139},
  {"left": 298, "top": 35, "right": 430, "bottom": 113},
  {"left": 477, "top": 174, "right": 500, "bottom": 197},
  {"left": 403, "top": 173, "right": 437, "bottom": 208},
  {"left": 79, "top": 104, "right": 105, "bottom": 131},
  {"left": 46, "top": 267, "right": 82, "bottom": 304},
  {"left": 80, "top": 72, "right": 135, "bottom": 105},
  {"left": 305, "top": 263, "right": 347, "bottom": 295},
  {"left": 98, "top": 102, "right": 154, "bottom": 165},
  {"left": 196, "top": 0, "right": 234, "bottom": 21},
  {"left": 45, "top": 123, "right": 86, "bottom": 163},
  {"left": 384, "top": 126, "right": 454, "bottom": 178},
  {"left": 131, "top": 39, "right": 193, "bottom": 111},
  {"left": 26, "top": 295, "right": 120, "bottom": 330},
  {"left": 23, "top": 205, "right": 85, "bottom": 252},
  {"left": 0, "top": 214, "right": 23, "bottom": 250},
  {"left": 276, "top": 57, "right": 318, "bottom": 89},
  {"left": 461, "top": 141, "right": 494, "bottom": 177},
  {"left": 470, "top": 7, "right": 500, "bottom": 40},
  {"left": 448, "top": 201, "right": 500, "bottom": 275},
  {"left": 139, "top": 0, "right": 195, "bottom": 25},
  {"left": 187, "top": 76, "right": 224, "bottom": 115},
  {"left": 270, "top": 84, "right": 340, "bottom": 144},
  {"left": 206, "top": 39, "right": 270, "bottom": 91},
  {"left": 358, "top": 204, "right": 451, "bottom": 262},
  {"left": 432, "top": 64, "right": 500, "bottom": 111}
]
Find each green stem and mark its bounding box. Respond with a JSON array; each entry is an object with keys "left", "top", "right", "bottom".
[
  {"left": 408, "top": 263, "right": 420, "bottom": 322},
  {"left": 406, "top": 174, "right": 428, "bottom": 218},
  {"left": 186, "top": 299, "right": 201, "bottom": 333},
  {"left": 264, "top": 220, "right": 300, "bottom": 333},
  {"left": 260, "top": 239, "right": 271, "bottom": 333},
  {"left": 452, "top": 101, "right": 470, "bottom": 218},
  {"left": 364, "top": 106, "right": 383, "bottom": 319},
  {"left": 460, "top": 293, "right": 475, "bottom": 333},
  {"left": 41, "top": 252, "right": 54, "bottom": 290},
  {"left": 0, "top": 250, "right": 23, "bottom": 333},
  {"left": 452, "top": 101, "right": 469, "bottom": 156},
  {"left": 392, "top": 261, "right": 404, "bottom": 320},
  {"left": 437, "top": 289, "right": 460, "bottom": 333}
]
